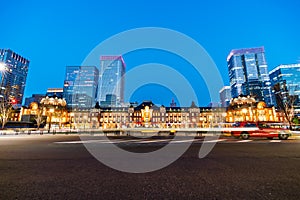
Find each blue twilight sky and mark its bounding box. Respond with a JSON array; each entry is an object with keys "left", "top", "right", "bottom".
[{"left": 0, "top": 0, "right": 299, "bottom": 106}]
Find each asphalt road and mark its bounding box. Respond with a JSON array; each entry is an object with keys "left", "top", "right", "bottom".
[{"left": 0, "top": 135, "right": 300, "bottom": 200}]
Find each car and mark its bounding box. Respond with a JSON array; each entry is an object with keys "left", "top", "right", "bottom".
[
  {"left": 169, "top": 129, "right": 176, "bottom": 136},
  {"left": 230, "top": 122, "right": 291, "bottom": 140}
]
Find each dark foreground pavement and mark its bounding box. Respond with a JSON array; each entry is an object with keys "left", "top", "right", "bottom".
[{"left": 0, "top": 135, "right": 300, "bottom": 200}]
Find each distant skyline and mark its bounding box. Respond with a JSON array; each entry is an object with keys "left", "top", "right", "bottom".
[{"left": 1, "top": 0, "right": 299, "bottom": 106}]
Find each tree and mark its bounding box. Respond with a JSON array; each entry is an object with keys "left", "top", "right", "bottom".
[
  {"left": 0, "top": 85, "right": 14, "bottom": 129},
  {"left": 0, "top": 98, "right": 13, "bottom": 129},
  {"left": 273, "top": 83, "right": 298, "bottom": 130},
  {"left": 34, "top": 106, "right": 45, "bottom": 130}
]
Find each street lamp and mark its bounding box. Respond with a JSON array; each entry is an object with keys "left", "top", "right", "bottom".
[{"left": 0, "top": 62, "right": 6, "bottom": 70}]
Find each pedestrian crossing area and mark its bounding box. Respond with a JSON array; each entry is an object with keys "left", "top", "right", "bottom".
[{"left": 55, "top": 137, "right": 299, "bottom": 145}]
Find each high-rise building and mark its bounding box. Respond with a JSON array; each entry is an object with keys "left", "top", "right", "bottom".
[
  {"left": 46, "top": 88, "right": 63, "bottom": 98},
  {"left": 269, "top": 63, "right": 300, "bottom": 108},
  {"left": 98, "top": 56, "right": 125, "bottom": 107},
  {"left": 63, "top": 66, "right": 99, "bottom": 109},
  {"left": 100, "top": 94, "right": 117, "bottom": 107},
  {"left": 227, "top": 47, "right": 274, "bottom": 106},
  {"left": 219, "top": 86, "right": 231, "bottom": 107},
  {"left": 0, "top": 49, "right": 30, "bottom": 106}
]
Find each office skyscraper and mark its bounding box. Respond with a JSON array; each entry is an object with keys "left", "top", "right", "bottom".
[
  {"left": 46, "top": 88, "right": 63, "bottom": 98},
  {"left": 219, "top": 86, "right": 231, "bottom": 107},
  {"left": 227, "top": 47, "right": 274, "bottom": 106},
  {"left": 0, "top": 49, "right": 30, "bottom": 106},
  {"left": 98, "top": 56, "right": 125, "bottom": 107},
  {"left": 63, "top": 66, "right": 99, "bottom": 109},
  {"left": 269, "top": 63, "right": 300, "bottom": 107}
]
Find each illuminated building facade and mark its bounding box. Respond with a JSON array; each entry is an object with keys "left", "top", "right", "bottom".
[
  {"left": 63, "top": 66, "right": 99, "bottom": 109},
  {"left": 21, "top": 97, "right": 68, "bottom": 129},
  {"left": 19, "top": 98, "right": 286, "bottom": 130},
  {"left": 225, "top": 96, "right": 285, "bottom": 123},
  {"left": 0, "top": 49, "right": 30, "bottom": 106},
  {"left": 227, "top": 47, "right": 274, "bottom": 106},
  {"left": 98, "top": 56, "right": 125, "bottom": 107},
  {"left": 68, "top": 101, "right": 227, "bottom": 129}
]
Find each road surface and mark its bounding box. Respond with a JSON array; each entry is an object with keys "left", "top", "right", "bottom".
[{"left": 0, "top": 134, "right": 299, "bottom": 199}]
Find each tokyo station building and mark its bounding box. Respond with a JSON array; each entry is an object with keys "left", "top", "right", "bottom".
[
  {"left": 70, "top": 99, "right": 286, "bottom": 130},
  {"left": 69, "top": 101, "right": 226, "bottom": 130},
  {"left": 20, "top": 98, "right": 286, "bottom": 130}
]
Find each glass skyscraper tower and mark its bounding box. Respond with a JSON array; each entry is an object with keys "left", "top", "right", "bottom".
[
  {"left": 0, "top": 49, "right": 30, "bottom": 106},
  {"left": 63, "top": 66, "right": 99, "bottom": 109},
  {"left": 98, "top": 56, "right": 125, "bottom": 107},
  {"left": 219, "top": 86, "right": 231, "bottom": 107},
  {"left": 227, "top": 47, "right": 274, "bottom": 106},
  {"left": 269, "top": 63, "right": 300, "bottom": 107}
]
